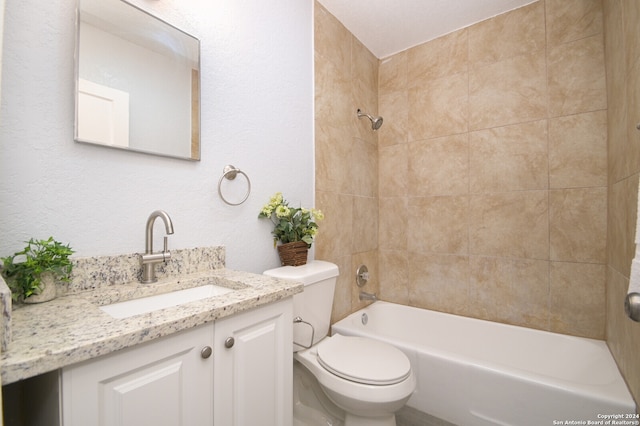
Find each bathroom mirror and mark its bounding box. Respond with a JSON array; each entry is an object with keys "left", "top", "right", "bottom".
[{"left": 75, "top": 0, "right": 200, "bottom": 160}]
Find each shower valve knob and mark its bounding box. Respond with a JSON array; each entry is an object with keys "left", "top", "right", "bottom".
[
  {"left": 356, "top": 265, "right": 369, "bottom": 287},
  {"left": 624, "top": 292, "right": 640, "bottom": 322}
]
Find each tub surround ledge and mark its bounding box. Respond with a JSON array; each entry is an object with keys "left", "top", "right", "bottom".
[{"left": 0, "top": 247, "right": 303, "bottom": 385}]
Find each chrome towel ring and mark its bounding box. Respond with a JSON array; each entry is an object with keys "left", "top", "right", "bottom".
[{"left": 218, "top": 165, "right": 251, "bottom": 206}]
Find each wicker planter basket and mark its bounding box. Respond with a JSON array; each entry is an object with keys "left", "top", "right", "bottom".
[{"left": 277, "top": 241, "right": 309, "bottom": 266}]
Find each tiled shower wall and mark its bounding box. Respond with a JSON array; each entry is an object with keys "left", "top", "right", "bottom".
[
  {"left": 314, "top": 3, "right": 380, "bottom": 323},
  {"left": 315, "top": 1, "right": 609, "bottom": 335},
  {"left": 376, "top": 0, "right": 607, "bottom": 338},
  {"left": 314, "top": 0, "right": 640, "bottom": 406},
  {"left": 603, "top": 0, "right": 640, "bottom": 406}
]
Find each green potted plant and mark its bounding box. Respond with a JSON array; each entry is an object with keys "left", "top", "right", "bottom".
[
  {"left": 258, "top": 192, "right": 324, "bottom": 266},
  {"left": 1, "top": 237, "right": 74, "bottom": 303}
]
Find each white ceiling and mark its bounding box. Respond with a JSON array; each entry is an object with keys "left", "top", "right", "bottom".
[{"left": 317, "top": 0, "right": 537, "bottom": 59}]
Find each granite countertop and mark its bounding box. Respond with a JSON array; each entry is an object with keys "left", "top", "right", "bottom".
[{"left": 0, "top": 268, "right": 302, "bottom": 385}]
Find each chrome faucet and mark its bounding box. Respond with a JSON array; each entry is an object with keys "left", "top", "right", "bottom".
[
  {"left": 359, "top": 291, "right": 378, "bottom": 302},
  {"left": 140, "top": 210, "right": 174, "bottom": 283}
]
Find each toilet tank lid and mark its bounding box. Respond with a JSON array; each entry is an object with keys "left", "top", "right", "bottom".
[{"left": 263, "top": 260, "right": 338, "bottom": 286}]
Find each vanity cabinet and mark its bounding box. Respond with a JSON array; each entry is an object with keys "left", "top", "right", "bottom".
[
  {"left": 214, "top": 298, "right": 293, "bottom": 426},
  {"left": 61, "top": 323, "right": 214, "bottom": 426},
  {"left": 60, "top": 297, "right": 293, "bottom": 426}
]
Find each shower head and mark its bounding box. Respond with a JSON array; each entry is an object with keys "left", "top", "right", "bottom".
[{"left": 357, "top": 109, "right": 383, "bottom": 131}]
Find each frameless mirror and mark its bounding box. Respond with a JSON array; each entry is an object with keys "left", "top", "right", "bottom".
[{"left": 75, "top": 0, "right": 200, "bottom": 160}]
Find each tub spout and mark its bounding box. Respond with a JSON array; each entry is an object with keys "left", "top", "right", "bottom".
[{"left": 359, "top": 291, "right": 377, "bottom": 302}]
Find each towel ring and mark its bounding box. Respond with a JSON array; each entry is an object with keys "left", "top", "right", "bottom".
[{"left": 218, "top": 165, "right": 251, "bottom": 206}]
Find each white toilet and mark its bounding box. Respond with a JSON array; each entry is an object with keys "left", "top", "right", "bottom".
[{"left": 264, "top": 260, "right": 416, "bottom": 426}]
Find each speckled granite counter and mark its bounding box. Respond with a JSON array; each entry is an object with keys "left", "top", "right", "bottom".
[{"left": 0, "top": 247, "right": 302, "bottom": 385}]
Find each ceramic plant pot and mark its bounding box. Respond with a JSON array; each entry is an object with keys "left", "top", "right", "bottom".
[{"left": 23, "top": 272, "right": 57, "bottom": 304}]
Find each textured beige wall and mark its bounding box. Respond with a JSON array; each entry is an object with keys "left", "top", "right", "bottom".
[
  {"left": 603, "top": 0, "right": 640, "bottom": 407},
  {"left": 314, "top": 3, "right": 380, "bottom": 323},
  {"left": 315, "top": 1, "right": 609, "bottom": 337},
  {"left": 314, "top": 0, "right": 639, "bottom": 407},
  {"left": 377, "top": 0, "right": 607, "bottom": 338}
]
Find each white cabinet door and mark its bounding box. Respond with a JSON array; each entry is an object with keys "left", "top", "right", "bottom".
[
  {"left": 62, "top": 323, "right": 214, "bottom": 426},
  {"left": 214, "top": 298, "right": 293, "bottom": 426}
]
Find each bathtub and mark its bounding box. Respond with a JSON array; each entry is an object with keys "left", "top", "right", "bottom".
[{"left": 331, "top": 301, "right": 637, "bottom": 426}]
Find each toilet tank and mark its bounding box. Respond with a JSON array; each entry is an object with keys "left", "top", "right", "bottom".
[{"left": 264, "top": 260, "right": 339, "bottom": 351}]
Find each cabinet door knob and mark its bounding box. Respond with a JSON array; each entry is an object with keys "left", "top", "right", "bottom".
[
  {"left": 201, "top": 346, "right": 213, "bottom": 359},
  {"left": 224, "top": 337, "right": 235, "bottom": 348}
]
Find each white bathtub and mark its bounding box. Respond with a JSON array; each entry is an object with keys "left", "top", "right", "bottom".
[{"left": 332, "top": 301, "right": 637, "bottom": 426}]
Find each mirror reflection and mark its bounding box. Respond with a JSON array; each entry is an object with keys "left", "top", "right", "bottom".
[{"left": 75, "top": 0, "right": 200, "bottom": 160}]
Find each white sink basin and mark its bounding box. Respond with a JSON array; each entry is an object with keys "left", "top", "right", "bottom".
[{"left": 100, "top": 284, "right": 234, "bottom": 319}]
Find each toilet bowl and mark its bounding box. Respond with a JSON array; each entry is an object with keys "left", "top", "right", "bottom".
[
  {"left": 296, "top": 334, "right": 415, "bottom": 425},
  {"left": 264, "top": 261, "right": 416, "bottom": 426}
]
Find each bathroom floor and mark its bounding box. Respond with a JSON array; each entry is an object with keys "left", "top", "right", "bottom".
[
  {"left": 396, "top": 406, "right": 457, "bottom": 426},
  {"left": 293, "top": 359, "right": 457, "bottom": 426}
]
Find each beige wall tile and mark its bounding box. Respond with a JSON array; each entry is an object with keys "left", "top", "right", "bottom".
[
  {"left": 315, "top": 55, "right": 352, "bottom": 130},
  {"left": 408, "top": 72, "right": 468, "bottom": 140},
  {"left": 622, "top": 0, "right": 640, "bottom": 75},
  {"left": 408, "top": 28, "right": 467, "bottom": 82},
  {"left": 608, "top": 99, "right": 629, "bottom": 185},
  {"left": 408, "top": 134, "right": 469, "bottom": 196},
  {"left": 315, "top": 191, "right": 353, "bottom": 259},
  {"left": 352, "top": 136, "right": 378, "bottom": 197},
  {"left": 379, "top": 52, "right": 407, "bottom": 94},
  {"left": 315, "top": 56, "right": 353, "bottom": 194},
  {"left": 379, "top": 197, "right": 408, "bottom": 251},
  {"left": 378, "top": 250, "right": 409, "bottom": 304},
  {"left": 330, "top": 255, "right": 354, "bottom": 324},
  {"left": 606, "top": 266, "right": 640, "bottom": 403},
  {"left": 378, "top": 90, "right": 408, "bottom": 148},
  {"left": 469, "top": 191, "right": 549, "bottom": 259},
  {"left": 550, "top": 261, "right": 605, "bottom": 338},
  {"left": 379, "top": 144, "right": 408, "bottom": 196},
  {"left": 469, "top": 256, "right": 550, "bottom": 329},
  {"left": 604, "top": 1, "right": 628, "bottom": 184},
  {"left": 548, "top": 34, "right": 607, "bottom": 117},
  {"left": 469, "top": 50, "right": 547, "bottom": 130},
  {"left": 469, "top": 120, "right": 548, "bottom": 193},
  {"left": 624, "top": 58, "right": 640, "bottom": 178},
  {"left": 408, "top": 252, "right": 470, "bottom": 316},
  {"left": 314, "top": 2, "right": 350, "bottom": 71},
  {"left": 352, "top": 196, "right": 378, "bottom": 253},
  {"left": 408, "top": 196, "right": 469, "bottom": 255},
  {"left": 608, "top": 174, "right": 639, "bottom": 277},
  {"left": 315, "top": 126, "right": 353, "bottom": 194},
  {"left": 353, "top": 37, "right": 378, "bottom": 95},
  {"left": 546, "top": 0, "right": 603, "bottom": 46},
  {"left": 549, "top": 110, "right": 608, "bottom": 188},
  {"left": 549, "top": 188, "right": 607, "bottom": 263},
  {"left": 469, "top": 1, "right": 545, "bottom": 65}
]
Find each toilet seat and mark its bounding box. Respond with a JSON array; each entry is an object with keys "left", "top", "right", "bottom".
[{"left": 317, "top": 334, "right": 411, "bottom": 385}]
